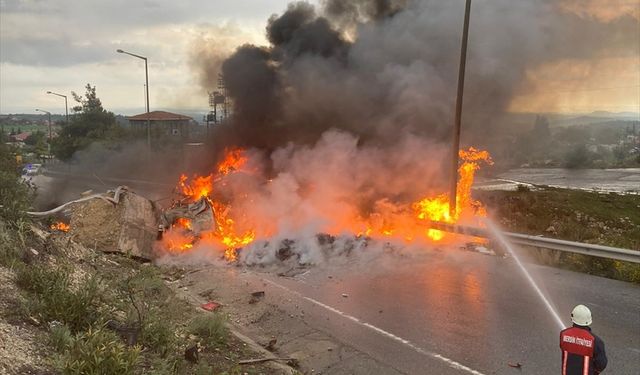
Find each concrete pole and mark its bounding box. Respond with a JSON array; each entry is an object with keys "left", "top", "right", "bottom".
[{"left": 449, "top": 0, "right": 472, "bottom": 217}]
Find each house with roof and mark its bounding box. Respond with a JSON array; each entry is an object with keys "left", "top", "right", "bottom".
[
  {"left": 126, "top": 111, "right": 194, "bottom": 141},
  {"left": 9, "top": 132, "right": 31, "bottom": 143}
]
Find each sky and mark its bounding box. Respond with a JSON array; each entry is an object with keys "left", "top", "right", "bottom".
[{"left": 0, "top": 0, "right": 638, "bottom": 116}]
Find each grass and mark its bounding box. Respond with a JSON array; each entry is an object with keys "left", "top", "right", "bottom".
[
  {"left": 53, "top": 326, "right": 141, "bottom": 375},
  {"left": 188, "top": 313, "right": 229, "bottom": 349},
  {"left": 16, "top": 263, "right": 102, "bottom": 331},
  {"left": 0, "top": 208, "right": 274, "bottom": 375},
  {"left": 0, "top": 220, "right": 23, "bottom": 267}
]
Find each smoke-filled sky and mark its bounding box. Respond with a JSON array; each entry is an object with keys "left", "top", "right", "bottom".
[{"left": 0, "top": 0, "right": 638, "bottom": 116}]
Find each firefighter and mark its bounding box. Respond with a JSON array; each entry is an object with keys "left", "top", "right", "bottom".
[{"left": 560, "top": 304, "right": 608, "bottom": 375}]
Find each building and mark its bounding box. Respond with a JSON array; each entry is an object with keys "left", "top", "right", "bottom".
[
  {"left": 9, "top": 132, "right": 31, "bottom": 143},
  {"left": 127, "top": 111, "right": 194, "bottom": 141}
]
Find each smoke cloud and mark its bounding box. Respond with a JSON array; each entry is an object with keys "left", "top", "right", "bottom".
[{"left": 192, "top": 0, "right": 637, "bottom": 154}]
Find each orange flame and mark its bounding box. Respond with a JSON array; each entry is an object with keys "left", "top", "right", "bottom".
[
  {"left": 50, "top": 221, "right": 70, "bottom": 232},
  {"left": 217, "top": 147, "right": 247, "bottom": 176},
  {"left": 165, "top": 146, "right": 492, "bottom": 259},
  {"left": 412, "top": 147, "right": 493, "bottom": 240},
  {"left": 179, "top": 174, "right": 213, "bottom": 199},
  {"left": 165, "top": 148, "right": 254, "bottom": 261}
]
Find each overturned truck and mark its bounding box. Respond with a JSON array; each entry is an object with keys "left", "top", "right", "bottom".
[{"left": 28, "top": 186, "right": 215, "bottom": 261}]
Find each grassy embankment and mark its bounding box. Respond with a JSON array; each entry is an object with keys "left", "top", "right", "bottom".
[
  {"left": 477, "top": 186, "right": 640, "bottom": 283},
  {"left": 0, "top": 220, "right": 284, "bottom": 374}
]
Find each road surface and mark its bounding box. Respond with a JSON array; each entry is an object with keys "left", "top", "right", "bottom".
[
  {"left": 478, "top": 168, "right": 640, "bottom": 194},
  {"left": 183, "top": 247, "right": 640, "bottom": 374}
]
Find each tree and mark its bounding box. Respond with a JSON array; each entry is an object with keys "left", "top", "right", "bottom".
[
  {"left": 564, "top": 144, "right": 593, "bottom": 169},
  {"left": 532, "top": 115, "right": 551, "bottom": 139},
  {"left": 51, "top": 84, "right": 125, "bottom": 161},
  {"left": 24, "top": 130, "right": 46, "bottom": 146},
  {"left": 0, "top": 142, "right": 33, "bottom": 223}
]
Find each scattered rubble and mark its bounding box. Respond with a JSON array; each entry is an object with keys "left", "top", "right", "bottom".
[{"left": 249, "top": 291, "right": 265, "bottom": 304}]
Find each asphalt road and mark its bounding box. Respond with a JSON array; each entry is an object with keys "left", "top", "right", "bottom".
[{"left": 238, "top": 248, "right": 640, "bottom": 374}]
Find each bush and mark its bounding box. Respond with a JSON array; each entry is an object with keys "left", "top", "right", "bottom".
[
  {"left": 54, "top": 326, "right": 140, "bottom": 375},
  {"left": 188, "top": 314, "right": 228, "bottom": 349},
  {"left": 141, "top": 312, "right": 175, "bottom": 357},
  {"left": 0, "top": 220, "right": 23, "bottom": 267},
  {"left": 50, "top": 324, "right": 74, "bottom": 352},
  {"left": 16, "top": 264, "right": 102, "bottom": 331},
  {"left": 0, "top": 143, "right": 33, "bottom": 224}
]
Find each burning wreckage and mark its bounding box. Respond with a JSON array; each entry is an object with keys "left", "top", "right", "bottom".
[{"left": 29, "top": 146, "right": 493, "bottom": 264}]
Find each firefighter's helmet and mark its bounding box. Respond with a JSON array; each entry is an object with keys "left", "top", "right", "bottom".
[{"left": 571, "top": 304, "right": 592, "bottom": 326}]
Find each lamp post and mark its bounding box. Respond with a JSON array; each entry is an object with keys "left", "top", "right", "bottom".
[
  {"left": 46, "top": 91, "right": 68, "bottom": 125},
  {"left": 35, "top": 108, "right": 52, "bottom": 158},
  {"left": 117, "top": 49, "right": 151, "bottom": 151},
  {"left": 449, "top": 0, "right": 472, "bottom": 217}
]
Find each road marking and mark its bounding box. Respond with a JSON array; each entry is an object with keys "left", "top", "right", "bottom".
[{"left": 263, "top": 278, "right": 486, "bottom": 375}]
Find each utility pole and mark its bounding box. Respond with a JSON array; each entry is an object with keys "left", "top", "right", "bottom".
[{"left": 449, "top": 0, "right": 472, "bottom": 217}]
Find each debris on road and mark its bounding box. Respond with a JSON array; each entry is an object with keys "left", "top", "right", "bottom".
[
  {"left": 508, "top": 362, "right": 523, "bottom": 369},
  {"left": 249, "top": 291, "right": 265, "bottom": 304},
  {"left": 201, "top": 301, "right": 221, "bottom": 311},
  {"left": 238, "top": 357, "right": 294, "bottom": 365},
  {"left": 341, "top": 293, "right": 348, "bottom": 298},
  {"left": 263, "top": 337, "right": 277, "bottom": 351}
]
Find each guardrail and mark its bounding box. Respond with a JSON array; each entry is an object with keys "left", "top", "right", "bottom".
[{"left": 427, "top": 221, "right": 640, "bottom": 264}]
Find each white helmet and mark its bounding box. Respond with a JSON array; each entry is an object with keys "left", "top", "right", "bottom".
[{"left": 571, "top": 304, "right": 592, "bottom": 326}]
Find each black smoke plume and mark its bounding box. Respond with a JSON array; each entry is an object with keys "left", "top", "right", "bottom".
[{"left": 199, "top": 0, "right": 637, "bottom": 156}]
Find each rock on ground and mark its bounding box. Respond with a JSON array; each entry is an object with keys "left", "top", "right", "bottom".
[{"left": 69, "top": 192, "right": 158, "bottom": 260}]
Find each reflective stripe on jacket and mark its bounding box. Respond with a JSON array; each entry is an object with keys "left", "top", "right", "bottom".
[{"left": 560, "top": 325, "right": 607, "bottom": 375}]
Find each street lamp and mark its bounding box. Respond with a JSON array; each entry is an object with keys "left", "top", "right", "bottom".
[
  {"left": 117, "top": 48, "right": 151, "bottom": 150},
  {"left": 46, "top": 91, "right": 68, "bottom": 125},
  {"left": 35, "top": 108, "right": 52, "bottom": 158}
]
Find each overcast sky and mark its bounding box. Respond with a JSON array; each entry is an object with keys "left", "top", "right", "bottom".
[
  {"left": 0, "top": 0, "right": 292, "bottom": 115},
  {"left": 0, "top": 0, "right": 638, "bottom": 116}
]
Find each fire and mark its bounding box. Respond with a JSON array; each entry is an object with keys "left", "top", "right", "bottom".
[
  {"left": 164, "top": 148, "right": 255, "bottom": 261},
  {"left": 217, "top": 147, "right": 247, "bottom": 175},
  {"left": 174, "top": 217, "right": 192, "bottom": 230},
  {"left": 163, "top": 146, "right": 492, "bottom": 260},
  {"left": 413, "top": 147, "right": 493, "bottom": 240},
  {"left": 178, "top": 173, "right": 212, "bottom": 199},
  {"left": 50, "top": 221, "right": 70, "bottom": 232}
]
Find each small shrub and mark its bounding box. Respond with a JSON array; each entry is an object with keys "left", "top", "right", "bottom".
[
  {"left": 49, "top": 324, "right": 74, "bottom": 352},
  {"left": 188, "top": 314, "right": 228, "bottom": 349},
  {"left": 16, "top": 264, "right": 102, "bottom": 331},
  {"left": 194, "top": 362, "right": 214, "bottom": 375},
  {"left": 55, "top": 326, "right": 140, "bottom": 375},
  {"left": 141, "top": 312, "right": 175, "bottom": 356},
  {"left": 0, "top": 170, "right": 33, "bottom": 224},
  {"left": 613, "top": 261, "right": 640, "bottom": 284},
  {"left": 0, "top": 220, "right": 22, "bottom": 267},
  {"left": 146, "top": 355, "right": 188, "bottom": 375}
]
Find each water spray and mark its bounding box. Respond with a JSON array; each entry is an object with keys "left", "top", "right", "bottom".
[{"left": 483, "top": 218, "right": 566, "bottom": 330}]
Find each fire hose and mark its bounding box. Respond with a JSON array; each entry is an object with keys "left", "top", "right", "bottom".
[{"left": 26, "top": 186, "right": 128, "bottom": 217}]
